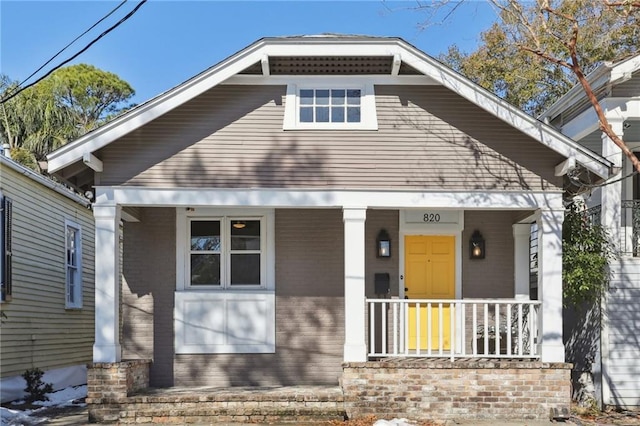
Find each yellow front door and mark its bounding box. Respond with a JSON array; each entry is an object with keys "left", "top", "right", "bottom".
[{"left": 405, "top": 235, "right": 455, "bottom": 350}]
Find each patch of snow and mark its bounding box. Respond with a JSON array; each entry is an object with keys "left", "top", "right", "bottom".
[
  {"left": 0, "top": 385, "right": 86, "bottom": 425},
  {"left": 374, "top": 419, "right": 416, "bottom": 426}
]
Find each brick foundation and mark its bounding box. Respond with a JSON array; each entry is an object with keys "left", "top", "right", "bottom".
[
  {"left": 342, "top": 359, "right": 572, "bottom": 421},
  {"left": 86, "top": 358, "right": 571, "bottom": 423}
]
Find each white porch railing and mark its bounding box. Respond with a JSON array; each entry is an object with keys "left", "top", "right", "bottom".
[{"left": 367, "top": 299, "right": 541, "bottom": 360}]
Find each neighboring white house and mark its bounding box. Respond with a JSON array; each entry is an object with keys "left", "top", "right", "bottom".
[
  {"left": 0, "top": 146, "right": 95, "bottom": 403},
  {"left": 540, "top": 54, "right": 640, "bottom": 408}
]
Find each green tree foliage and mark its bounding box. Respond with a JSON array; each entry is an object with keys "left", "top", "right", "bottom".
[
  {"left": 0, "top": 64, "right": 134, "bottom": 170},
  {"left": 439, "top": 0, "right": 640, "bottom": 116},
  {"left": 563, "top": 202, "right": 616, "bottom": 307},
  {"left": 40, "top": 64, "right": 135, "bottom": 132}
]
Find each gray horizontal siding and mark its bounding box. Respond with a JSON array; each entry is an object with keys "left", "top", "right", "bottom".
[
  {"left": 612, "top": 72, "right": 640, "bottom": 98},
  {"left": 605, "top": 260, "right": 640, "bottom": 406},
  {"left": 0, "top": 164, "right": 94, "bottom": 379},
  {"left": 98, "top": 85, "right": 563, "bottom": 191}
]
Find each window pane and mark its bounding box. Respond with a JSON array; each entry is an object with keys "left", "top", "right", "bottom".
[
  {"left": 300, "top": 89, "right": 314, "bottom": 105},
  {"left": 191, "top": 254, "right": 221, "bottom": 285},
  {"left": 331, "top": 107, "right": 345, "bottom": 123},
  {"left": 231, "top": 220, "right": 260, "bottom": 250},
  {"left": 230, "top": 254, "right": 260, "bottom": 285},
  {"left": 347, "top": 106, "right": 361, "bottom": 123},
  {"left": 316, "top": 107, "right": 329, "bottom": 122},
  {"left": 67, "top": 268, "right": 75, "bottom": 303},
  {"left": 331, "top": 90, "right": 345, "bottom": 105},
  {"left": 190, "top": 221, "right": 220, "bottom": 251},
  {"left": 300, "top": 106, "right": 313, "bottom": 122},
  {"left": 316, "top": 89, "right": 329, "bottom": 105},
  {"left": 347, "top": 89, "right": 361, "bottom": 105}
]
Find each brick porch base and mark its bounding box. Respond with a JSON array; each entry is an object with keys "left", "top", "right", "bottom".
[
  {"left": 343, "top": 358, "right": 572, "bottom": 421},
  {"left": 87, "top": 358, "right": 571, "bottom": 423}
]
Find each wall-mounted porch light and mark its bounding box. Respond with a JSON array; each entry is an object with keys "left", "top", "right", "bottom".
[
  {"left": 469, "top": 230, "right": 485, "bottom": 260},
  {"left": 377, "top": 229, "right": 391, "bottom": 258}
]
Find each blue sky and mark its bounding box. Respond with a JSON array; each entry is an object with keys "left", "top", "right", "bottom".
[{"left": 1, "top": 1, "right": 497, "bottom": 105}]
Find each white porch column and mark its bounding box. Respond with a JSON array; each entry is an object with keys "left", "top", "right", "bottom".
[
  {"left": 601, "top": 119, "right": 624, "bottom": 250},
  {"left": 93, "top": 204, "right": 122, "bottom": 362},
  {"left": 537, "top": 207, "right": 565, "bottom": 362},
  {"left": 343, "top": 207, "right": 367, "bottom": 362},
  {"left": 513, "top": 223, "right": 531, "bottom": 300}
]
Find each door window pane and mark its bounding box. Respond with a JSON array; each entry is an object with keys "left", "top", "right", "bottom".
[{"left": 230, "top": 254, "right": 261, "bottom": 285}]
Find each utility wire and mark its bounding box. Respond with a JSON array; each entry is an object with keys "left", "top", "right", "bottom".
[
  {"left": 1, "top": 0, "right": 147, "bottom": 104},
  {"left": 13, "top": 0, "right": 129, "bottom": 93}
]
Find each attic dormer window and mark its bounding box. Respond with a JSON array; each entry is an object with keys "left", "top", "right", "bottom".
[
  {"left": 283, "top": 81, "right": 378, "bottom": 130},
  {"left": 299, "top": 89, "right": 361, "bottom": 123}
]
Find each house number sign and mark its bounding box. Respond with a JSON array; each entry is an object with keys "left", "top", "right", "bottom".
[{"left": 404, "top": 210, "right": 459, "bottom": 225}]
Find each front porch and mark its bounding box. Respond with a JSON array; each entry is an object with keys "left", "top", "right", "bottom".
[{"left": 87, "top": 358, "right": 571, "bottom": 423}]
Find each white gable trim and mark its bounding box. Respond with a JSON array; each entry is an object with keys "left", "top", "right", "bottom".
[{"left": 47, "top": 37, "right": 612, "bottom": 179}]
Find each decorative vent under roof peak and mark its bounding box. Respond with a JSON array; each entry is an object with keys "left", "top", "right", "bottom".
[{"left": 269, "top": 56, "right": 394, "bottom": 75}]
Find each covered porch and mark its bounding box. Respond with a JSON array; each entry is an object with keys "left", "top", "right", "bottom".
[{"left": 87, "top": 187, "right": 568, "bottom": 422}]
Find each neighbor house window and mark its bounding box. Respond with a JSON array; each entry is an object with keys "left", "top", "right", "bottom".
[
  {"left": 283, "top": 81, "right": 378, "bottom": 130},
  {"left": 1, "top": 195, "right": 12, "bottom": 302},
  {"left": 65, "top": 220, "right": 82, "bottom": 308},
  {"left": 188, "top": 217, "right": 264, "bottom": 288}
]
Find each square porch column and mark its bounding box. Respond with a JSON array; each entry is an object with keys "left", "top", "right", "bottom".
[
  {"left": 600, "top": 119, "right": 624, "bottom": 250},
  {"left": 93, "top": 204, "right": 122, "bottom": 362},
  {"left": 343, "top": 207, "right": 367, "bottom": 362},
  {"left": 537, "top": 207, "right": 565, "bottom": 362},
  {"left": 513, "top": 223, "right": 531, "bottom": 300}
]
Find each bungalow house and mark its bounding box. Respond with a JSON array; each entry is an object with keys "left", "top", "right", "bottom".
[
  {"left": 46, "top": 35, "right": 614, "bottom": 423},
  {"left": 540, "top": 53, "right": 640, "bottom": 408},
  {"left": 0, "top": 147, "right": 94, "bottom": 402}
]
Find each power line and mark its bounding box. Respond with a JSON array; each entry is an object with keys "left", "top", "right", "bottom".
[
  {"left": 14, "top": 0, "right": 129, "bottom": 92},
  {"left": 0, "top": 0, "right": 147, "bottom": 104}
]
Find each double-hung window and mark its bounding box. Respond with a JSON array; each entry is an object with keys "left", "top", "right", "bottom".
[
  {"left": 65, "top": 219, "right": 83, "bottom": 308},
  {"left": 1, "top": 194, "right": 12, "bottom": 302},
  {"left": 189, "top": 218, "right": 263, "bottom": 288},
  {"left": 176, "top": 209, "right": 275, "bottom": 354}
]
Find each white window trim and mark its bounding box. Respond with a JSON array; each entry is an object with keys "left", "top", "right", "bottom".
[
  {"left": 64, "top": 219, "right": 83, "bottom": 309},
  {"left": 175, "top": 208, "right": 276, "bottom": 354},
  {"left": 283, "top": 78, "right": 378, "bottom": 130},
  {"left": 176, "top": 208, "right": 275, "bottom": 291}
]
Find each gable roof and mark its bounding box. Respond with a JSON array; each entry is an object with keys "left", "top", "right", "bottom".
[
  {"left": 47, "top": 35, "right": 613, "bottom": 179},
  {"left": 540, "top": 53, "right": 640, "bottom": 128}
]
